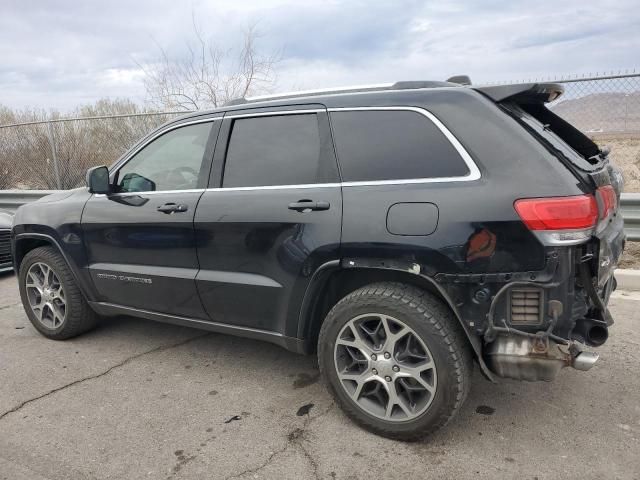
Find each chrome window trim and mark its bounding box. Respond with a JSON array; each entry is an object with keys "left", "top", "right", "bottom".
[
  {"left": 206, "top": 183, "right": 341, "bottom": 192},
  {"left": 99, "top": 105, "right": 481, "bottom": 195},
  {"left": 328, "top": 106, "right": 481, "bottom": 185},
  {"left": 205, "top": 105, "right": 480, "bottom": 191},
  {"left": 104, "top": 110, "right": 325, "bottom": 195},
  {"left": 93, "top": 188, "right": 206, "bottom": 198},
  {"left": 218, "top": 108, "right": 332, "bottom": 190}
]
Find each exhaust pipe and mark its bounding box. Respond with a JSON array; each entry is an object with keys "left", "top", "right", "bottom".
[
  {"left": 586, "top": 325, "right": 608, "bottom": 346},
  {"left": 572, "top": 318, "right": 608, "bottom": 347},
  {"left": 486, "top": 335, "right": 600, "bottom": 381},
  {"left": 572, "top": 351, "right": 599, "bottom": 371}
]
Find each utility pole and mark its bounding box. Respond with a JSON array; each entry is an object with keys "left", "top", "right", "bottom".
[{"left": 46, "top": 122, "right": 62, "bottom": 189}]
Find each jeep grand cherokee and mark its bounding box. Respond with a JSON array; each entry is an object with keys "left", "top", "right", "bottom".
[{"left": 11, "top": 78, "right": 625, "bottom": 440}]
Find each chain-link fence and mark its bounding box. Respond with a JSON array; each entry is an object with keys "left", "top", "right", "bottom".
[
  {"left": 0, "top": 111, "right": 186, "bottom": 189},
  {"left": 0, "top": 72, "right": 639, "bottom": 191},
  {"left": 492, "top": 72, "right": 640, "bottom": 192},
  {"left": 547, "top": 72, "right": 640, "bottom": 192}
]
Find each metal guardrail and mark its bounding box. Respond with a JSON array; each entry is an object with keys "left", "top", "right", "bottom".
[
  {"left": 624, "top": 193, "right": 640, "bottom": 241},
  {"left": 1, "top": 190, "right": 639, "bottom": 241},
  {"left": 0, "top": 190, "right": 60, "bottom": 213}
]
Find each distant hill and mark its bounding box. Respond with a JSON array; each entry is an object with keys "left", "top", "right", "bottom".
[{"left": 551, "top": 91, "right": 640, "bottom": 134}]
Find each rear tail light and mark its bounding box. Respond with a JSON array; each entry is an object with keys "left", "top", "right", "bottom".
[
  {"left": 514, "top": 195, "right": 598, "bottom": 231},
  {"left": 596, "top": 185, "right": 617, "bottom": 220}
]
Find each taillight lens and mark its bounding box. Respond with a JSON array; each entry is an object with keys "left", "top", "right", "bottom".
[
  {"left": 596, "top": 185, "right": 617, "bottom": 220},
  {"left": 514, "top": 195, "right": 598, "bottom": 230}
]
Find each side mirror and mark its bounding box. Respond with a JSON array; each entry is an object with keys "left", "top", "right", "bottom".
[
  {"left": 86, "top": 166, "right": 111, "bottom": 194},
  {"left": 120, "top": 173, "right": 156, "bottom": 193}
]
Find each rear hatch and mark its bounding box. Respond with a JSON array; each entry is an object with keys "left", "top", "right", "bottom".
[{"left": 475, "top": 82, "right": 625, "bottom": 287}]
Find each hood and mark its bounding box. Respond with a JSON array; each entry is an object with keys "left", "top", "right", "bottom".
[{"left": 31, "top": 189, "right": 81, "bottom": 204}]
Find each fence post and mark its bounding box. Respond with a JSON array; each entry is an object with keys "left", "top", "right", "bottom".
[{"left": 46, "top": 122, "right": 62, "bottom": 189}]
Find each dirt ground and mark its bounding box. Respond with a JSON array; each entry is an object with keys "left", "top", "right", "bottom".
[
  {"left": 620, "top": 242, "right": 640, "bottom": 269},
  {"left": 605, "top": 137, "right": 640, "bottom": 193},
  {"left": 598, "top": 136, "right": 639, "bottom": 268}
]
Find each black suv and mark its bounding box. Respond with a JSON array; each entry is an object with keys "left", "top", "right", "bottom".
[{"left": 11, "top": 80, "right": 625, "bottom": 440}]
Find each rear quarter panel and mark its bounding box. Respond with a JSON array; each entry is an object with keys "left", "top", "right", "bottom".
[{"left": 335, "top": 88, "right": 586, "bottom": 275}]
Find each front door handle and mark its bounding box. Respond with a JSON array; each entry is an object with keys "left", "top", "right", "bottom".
[
  {"left": 157, "top": 203, "right": 188, "bottom": 214},
  {"left": 287, "top": 200, "right": 330, "bottom": 212}
]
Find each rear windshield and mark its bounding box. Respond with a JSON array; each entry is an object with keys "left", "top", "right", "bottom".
[{"left": 503, "top": 102, "right": 604, "bottom": 172}]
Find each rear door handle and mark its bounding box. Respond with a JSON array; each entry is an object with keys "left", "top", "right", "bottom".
[
  {"left": 157, "top": 203, "right": 188, "bottom": 214},
  {"left": 287, "top": 200, "right": 330, "bottom": 212}
]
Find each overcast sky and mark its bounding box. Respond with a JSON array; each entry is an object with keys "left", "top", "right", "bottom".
[{"left": 1, "top": 0, "right": 638, "bottom": 111}]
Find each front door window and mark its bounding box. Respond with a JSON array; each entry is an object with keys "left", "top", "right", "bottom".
[{"left": 116, "top": 122, "right": 213, "bottom": 193}]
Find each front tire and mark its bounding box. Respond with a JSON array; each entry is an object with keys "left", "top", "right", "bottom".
[
  {"left": 19, "top": 246, "right": 98, "bottom": 340},
  {"left": 318, "top": 282, "right": 472, "bottom": 441}
]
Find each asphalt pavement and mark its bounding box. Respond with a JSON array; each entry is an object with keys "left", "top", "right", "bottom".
[{"left": 0, "top": 271, "right": 639, "bottom": 480}]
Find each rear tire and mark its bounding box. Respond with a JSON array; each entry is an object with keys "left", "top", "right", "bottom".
[
  {"left": 19, "top": 246, "right": 98, "bottom": 340},
  {"left": 318, "top": 282, "right": 472, "bottom": 441}
]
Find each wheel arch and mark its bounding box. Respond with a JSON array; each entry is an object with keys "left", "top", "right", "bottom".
[
  {"left": 13, "top": 233, "right": 96, "bottom": 302},
  {"left": 13, "top": 235, "right": 54, "bottom": 270},
  {"left": 298, "top": 260, "right": 495, "bottom": 381}
]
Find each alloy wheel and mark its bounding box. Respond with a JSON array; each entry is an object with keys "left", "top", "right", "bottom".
[
  {"left": 25, "top": 262, "right": 67, "bottom": 329},
  {"left": 334, "top": 313, "right": 437, "bottom": 421}
]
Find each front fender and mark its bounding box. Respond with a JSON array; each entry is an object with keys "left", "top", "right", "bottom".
[{"left": 12, "top": 188, "right": 96, "bottom": 301}]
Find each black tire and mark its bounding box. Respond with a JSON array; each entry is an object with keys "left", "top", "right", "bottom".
[
  {"left": 318, "top": 282, "right": 472, "bottom": 441},
  {"left": 19, "top": 246, "right": 98, "bottom": 340}
]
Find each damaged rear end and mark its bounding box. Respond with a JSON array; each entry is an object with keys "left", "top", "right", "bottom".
[{"left": 475, "top": 82, "right": 626, "bottom": 381}]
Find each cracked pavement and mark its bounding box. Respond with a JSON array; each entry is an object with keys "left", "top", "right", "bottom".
[{"left": 1, "top": 271, "right": 639, "bottom": 479}]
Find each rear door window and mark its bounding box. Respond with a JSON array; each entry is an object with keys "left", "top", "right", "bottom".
[
  {"left": 222, "top": 113, "right": 337, "bottom": 187},
  {"left": 329, "top": 110, "right": 470, "bottom": 182}
]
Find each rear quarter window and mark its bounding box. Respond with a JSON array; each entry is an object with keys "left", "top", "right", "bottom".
[{"left": 329, "top": 109, "right": 470, "bottom": 182}]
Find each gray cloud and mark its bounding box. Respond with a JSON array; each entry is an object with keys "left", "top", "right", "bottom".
[
  {"left": 252, "top": 0, "right": 425, "bottom": 62},
  {"left": 0, "top": 0, "right": 638, "bottom": 111}
]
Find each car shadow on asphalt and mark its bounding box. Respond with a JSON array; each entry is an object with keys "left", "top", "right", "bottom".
[
  {"left": 90, "top": 314, "right": 585, "bottom": 443},
  {"left": 4, "top": 293, "right": 608, "bottom": 449}
]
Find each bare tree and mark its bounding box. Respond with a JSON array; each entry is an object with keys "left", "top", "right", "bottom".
[
  {"left": 0, "top": 100, "right": 183, "bottom": 189},
  {"left": 139, "top": 22, "right": 279, "bottom": 111},
  {"left": 0, "top": 155, "right": 17, "bottom": 189}
]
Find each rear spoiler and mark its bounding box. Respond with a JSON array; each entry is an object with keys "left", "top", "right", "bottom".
[
  {"left": 474, "top": 83, "right": 564, "bottom": 104},
  {"left": 478, "top": 82, "right": 603, "bottom": 164}
]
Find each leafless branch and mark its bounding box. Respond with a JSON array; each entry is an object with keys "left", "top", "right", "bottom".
[{"left": 138, "top": 20, "right": 279, "bottom": 110}]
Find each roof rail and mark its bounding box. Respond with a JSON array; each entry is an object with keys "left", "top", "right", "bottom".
[
  {"left": 246, "top": 83, "right": 393, "bottom": 102},
  {"left": 224, "top": 79, "right": 462, "bottom": 106}
]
